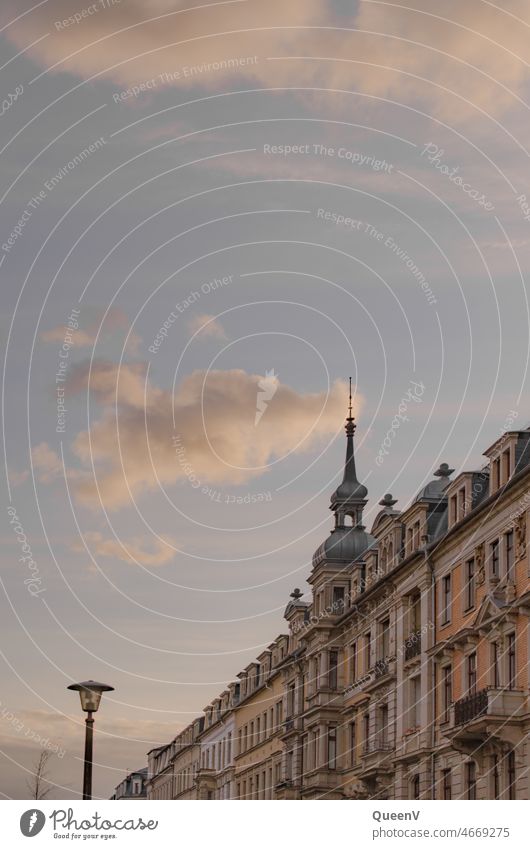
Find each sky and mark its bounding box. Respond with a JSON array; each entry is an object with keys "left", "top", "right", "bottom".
[{"left": 1, "top": 0, "right": 530, "bottom": 799}]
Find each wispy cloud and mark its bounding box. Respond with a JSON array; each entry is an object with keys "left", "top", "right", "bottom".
[
  {"left": 187, "top": 313, "right": 228, "bottom": 339},
  {"left": 3, "top": 1, "right": 529, "bottom": 121},
  {"left": 71, "top": 532, "right": 177, "bottom": 566},
  {"left": 45, "top": 361, "right": 356, "bottom": 511}
]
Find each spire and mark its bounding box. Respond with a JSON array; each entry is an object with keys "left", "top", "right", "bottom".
[{"left": 330, "top": 379, "right": 368, "bottom": 526}]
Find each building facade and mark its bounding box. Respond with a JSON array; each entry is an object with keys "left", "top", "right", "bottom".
[
  {"left": 111, "top": 767, "right": 148, "bottom": 799},
  {"left": 147, "top": 411, "right": 530, "bottom": 800}
]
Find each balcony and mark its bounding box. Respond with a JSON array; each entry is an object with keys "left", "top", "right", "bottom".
[
  {"left": 404, "top": 632, "right": 422, "bottom": 661},
  {"left": 363, "top": 738, "right": 393, "bottom": 755},
  {"left": 359, "top": 737, "right": 393, "bottom": 778},
  {"left": 448, "top": 688, "right": 527, "bottom": 749},
  {"left": 454, "top": 689, "right": 488, "bottom": 725}
]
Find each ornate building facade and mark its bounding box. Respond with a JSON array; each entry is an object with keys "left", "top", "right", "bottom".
[{"left": 147, "top": 410, "right": 530, "bottom": 800}]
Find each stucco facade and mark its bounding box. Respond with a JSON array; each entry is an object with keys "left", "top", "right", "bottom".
[{"left": 147, "top": 416, "right": 530, "bottom": 800}]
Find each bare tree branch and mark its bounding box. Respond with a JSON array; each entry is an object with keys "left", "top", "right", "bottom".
[{"left": 26, "top": 751, "right": 53, "bottom": 800}]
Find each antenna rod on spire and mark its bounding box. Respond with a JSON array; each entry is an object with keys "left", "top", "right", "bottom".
[{"left": 348, "top": 376, "right": 353, "bottom": 419}]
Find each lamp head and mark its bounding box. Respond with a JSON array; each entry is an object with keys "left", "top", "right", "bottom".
[{"left": 67, "top": 680, "right": 114, "bottom": 713}]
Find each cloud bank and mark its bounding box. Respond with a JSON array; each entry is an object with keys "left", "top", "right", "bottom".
[
  {"left": 36, "top": 363, "right": 354, "bottom": 511},
  {"left": 3, "top": 1, "right": 529, "bottom": 120}
]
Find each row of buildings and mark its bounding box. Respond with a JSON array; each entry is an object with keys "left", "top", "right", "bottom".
[{"left": 122, "top": 406, "right": 530, "bottom": 800}]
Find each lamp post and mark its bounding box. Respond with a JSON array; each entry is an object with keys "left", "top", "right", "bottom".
[{"left": 68, "top": 680, "right": 114, "bottom": 800}]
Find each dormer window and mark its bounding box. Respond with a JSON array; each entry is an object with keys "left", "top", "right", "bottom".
[
  {"left": 502, "top": 448, "right": 511, "bottom": 483},
  {"left": 332, "top": 585, "right": 345, "bottom": 612}
]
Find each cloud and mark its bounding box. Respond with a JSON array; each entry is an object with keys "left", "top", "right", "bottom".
[
  {"left": 71, "top": 531, "right": 177, "bottom": 566},
  {"left": 3, "top": 1, "right": 530, "bottom": 120},
  {"left": 31, "top": 442, "right": 63, "bottom": 484},
  {"left": 187, "top": 313, "right": 228, "bottom": 339},
  {"left": 60, "top": 362, "right": 354, "bottom": 510},
  {"left": 41, "top": 308, "right": 142, "bottom": 353},
  {"left": 8, "top": 469, "right": 29, "bottom": 487}
]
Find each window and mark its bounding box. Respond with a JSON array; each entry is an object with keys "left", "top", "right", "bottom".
[
  {"left": 467, "top": 652, "right": 477, "bottom": 695},
  {"left": 490, "top": 539, "right": 499, "bottom": 577},
  {"left": 365, "top": 632, "right": 372, "bottom": 671},
  {"left": 411, "top": 774, "right": 420, "bottom": 799},
  {"left": 502, "top": 448, "right": 511, "bottom": 483},
  {"left": 458, "top": 486, "right": 466, "bottom": 520},
  {"left": 327, "top": 725, "right": 337, "bottom": 769},
  {"left": 329, "top": 650, "right": 338, "bottom": 690},
  {"left": 442, "top": 666, "right": 452, "bottom": 722},
  {"left": 286, "top": 750, "right": 293, "bottom": 781},
  {"left": 441, "top": 574, "right": 451, "bottom": 624},
  {"left": 493, "top": 456, "right": 500, "bottom": 490},
  {"left": 363, "top": 713, "right": 370, "bottom": 752},
  {"left": 311, "top": 730, "right": 318, "bottom": 770},
  {"left": 505, "top": 530, "right": 514, "bottom": 580},
  {"left": 350, "top": 642, "right": 357, "bottom": 683},
  {"left": 466, "top": 762, "right": 477, "bottom": 800},
  {"left": 507, "top": 633, "right": 516, "bottom": 689},
  {"left": 411, "top": 593, "right": 421, "bottom": 632},
  {"left": 491, "top": 642, "right": 500, "bottom": 688},
  {"left": 442, "top": 769, "right": 452, "bottom": 800},
  {"left": 332, "top": 585, "right": 345, "bottom": 612},
  {"left": 381, "top": 618, "right": 390, "bottom": 660},
  {"left": 409, "top": 676, "right": 420, "bottom": 728},
  {"left": 256, "top": 717, "right": 260, "bottom": 743},
  {"left": 465, "top": 558, "right": 475, "bottom": 610},
  {"left": 379, "top": 703, "right": 389, "bottom": 745},
  {"left": 450, "top": 494, "right": 457, "bottom": 525},
  {"left": 492, "top": 754, "right": 500, "bottom": 800},
  {"left": 349, "top": 721, "right": 357, "bottom": 767},
  {"left": 360, "top": 563, "right": 366, "bottom": 592},
  {"left": 287, "top": 683, "right": 295, "bottom": 718},
  {"left": 507, "top": 750, "right": 516, "bottom": 799}
]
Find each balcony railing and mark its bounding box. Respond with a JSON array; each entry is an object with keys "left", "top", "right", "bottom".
[
  {"left": 363, "top": 737, "right": 393, "bottom": 756},
  {"left": 404, "top": 631, "right": 422, "bottom": 661},
  {"left": 374, "top": 660, "right": 389, "bottom": 679},
  {"left": 454, "top": 689, "right": 488, "bottom": 725}
]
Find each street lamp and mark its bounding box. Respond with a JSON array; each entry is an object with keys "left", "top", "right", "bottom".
[{"left": 68, "top": 680, "right": 114, "bottom": 800}]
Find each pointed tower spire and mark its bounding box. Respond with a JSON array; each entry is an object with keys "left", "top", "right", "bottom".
[{"left": 330, "top": 378, "right": 368, "bottom": 528}]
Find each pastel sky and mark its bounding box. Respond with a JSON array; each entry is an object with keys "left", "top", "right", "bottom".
[{"left": 1, "top": 0, "right": 529, "bottom": 799}]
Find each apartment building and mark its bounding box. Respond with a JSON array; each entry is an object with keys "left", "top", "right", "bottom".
[
  {"left": 111, "top": 767, "right": 148, "bottom": 799},
  {"left": 147, "top": 410, "right": 530, "bottom": 800}
]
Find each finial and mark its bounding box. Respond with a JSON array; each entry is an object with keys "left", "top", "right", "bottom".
[
  {"left": 379, "top": 493, "right": 397, "bottom": 508},
  {"left": 433, "top": 463, "right": 454, "bottom": 478},
  {"left": 290, "top": 588, "right": 303, "bottom": 601},
  {"left": 346, "top": 376, "right": 355, "bottom": 436}
]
